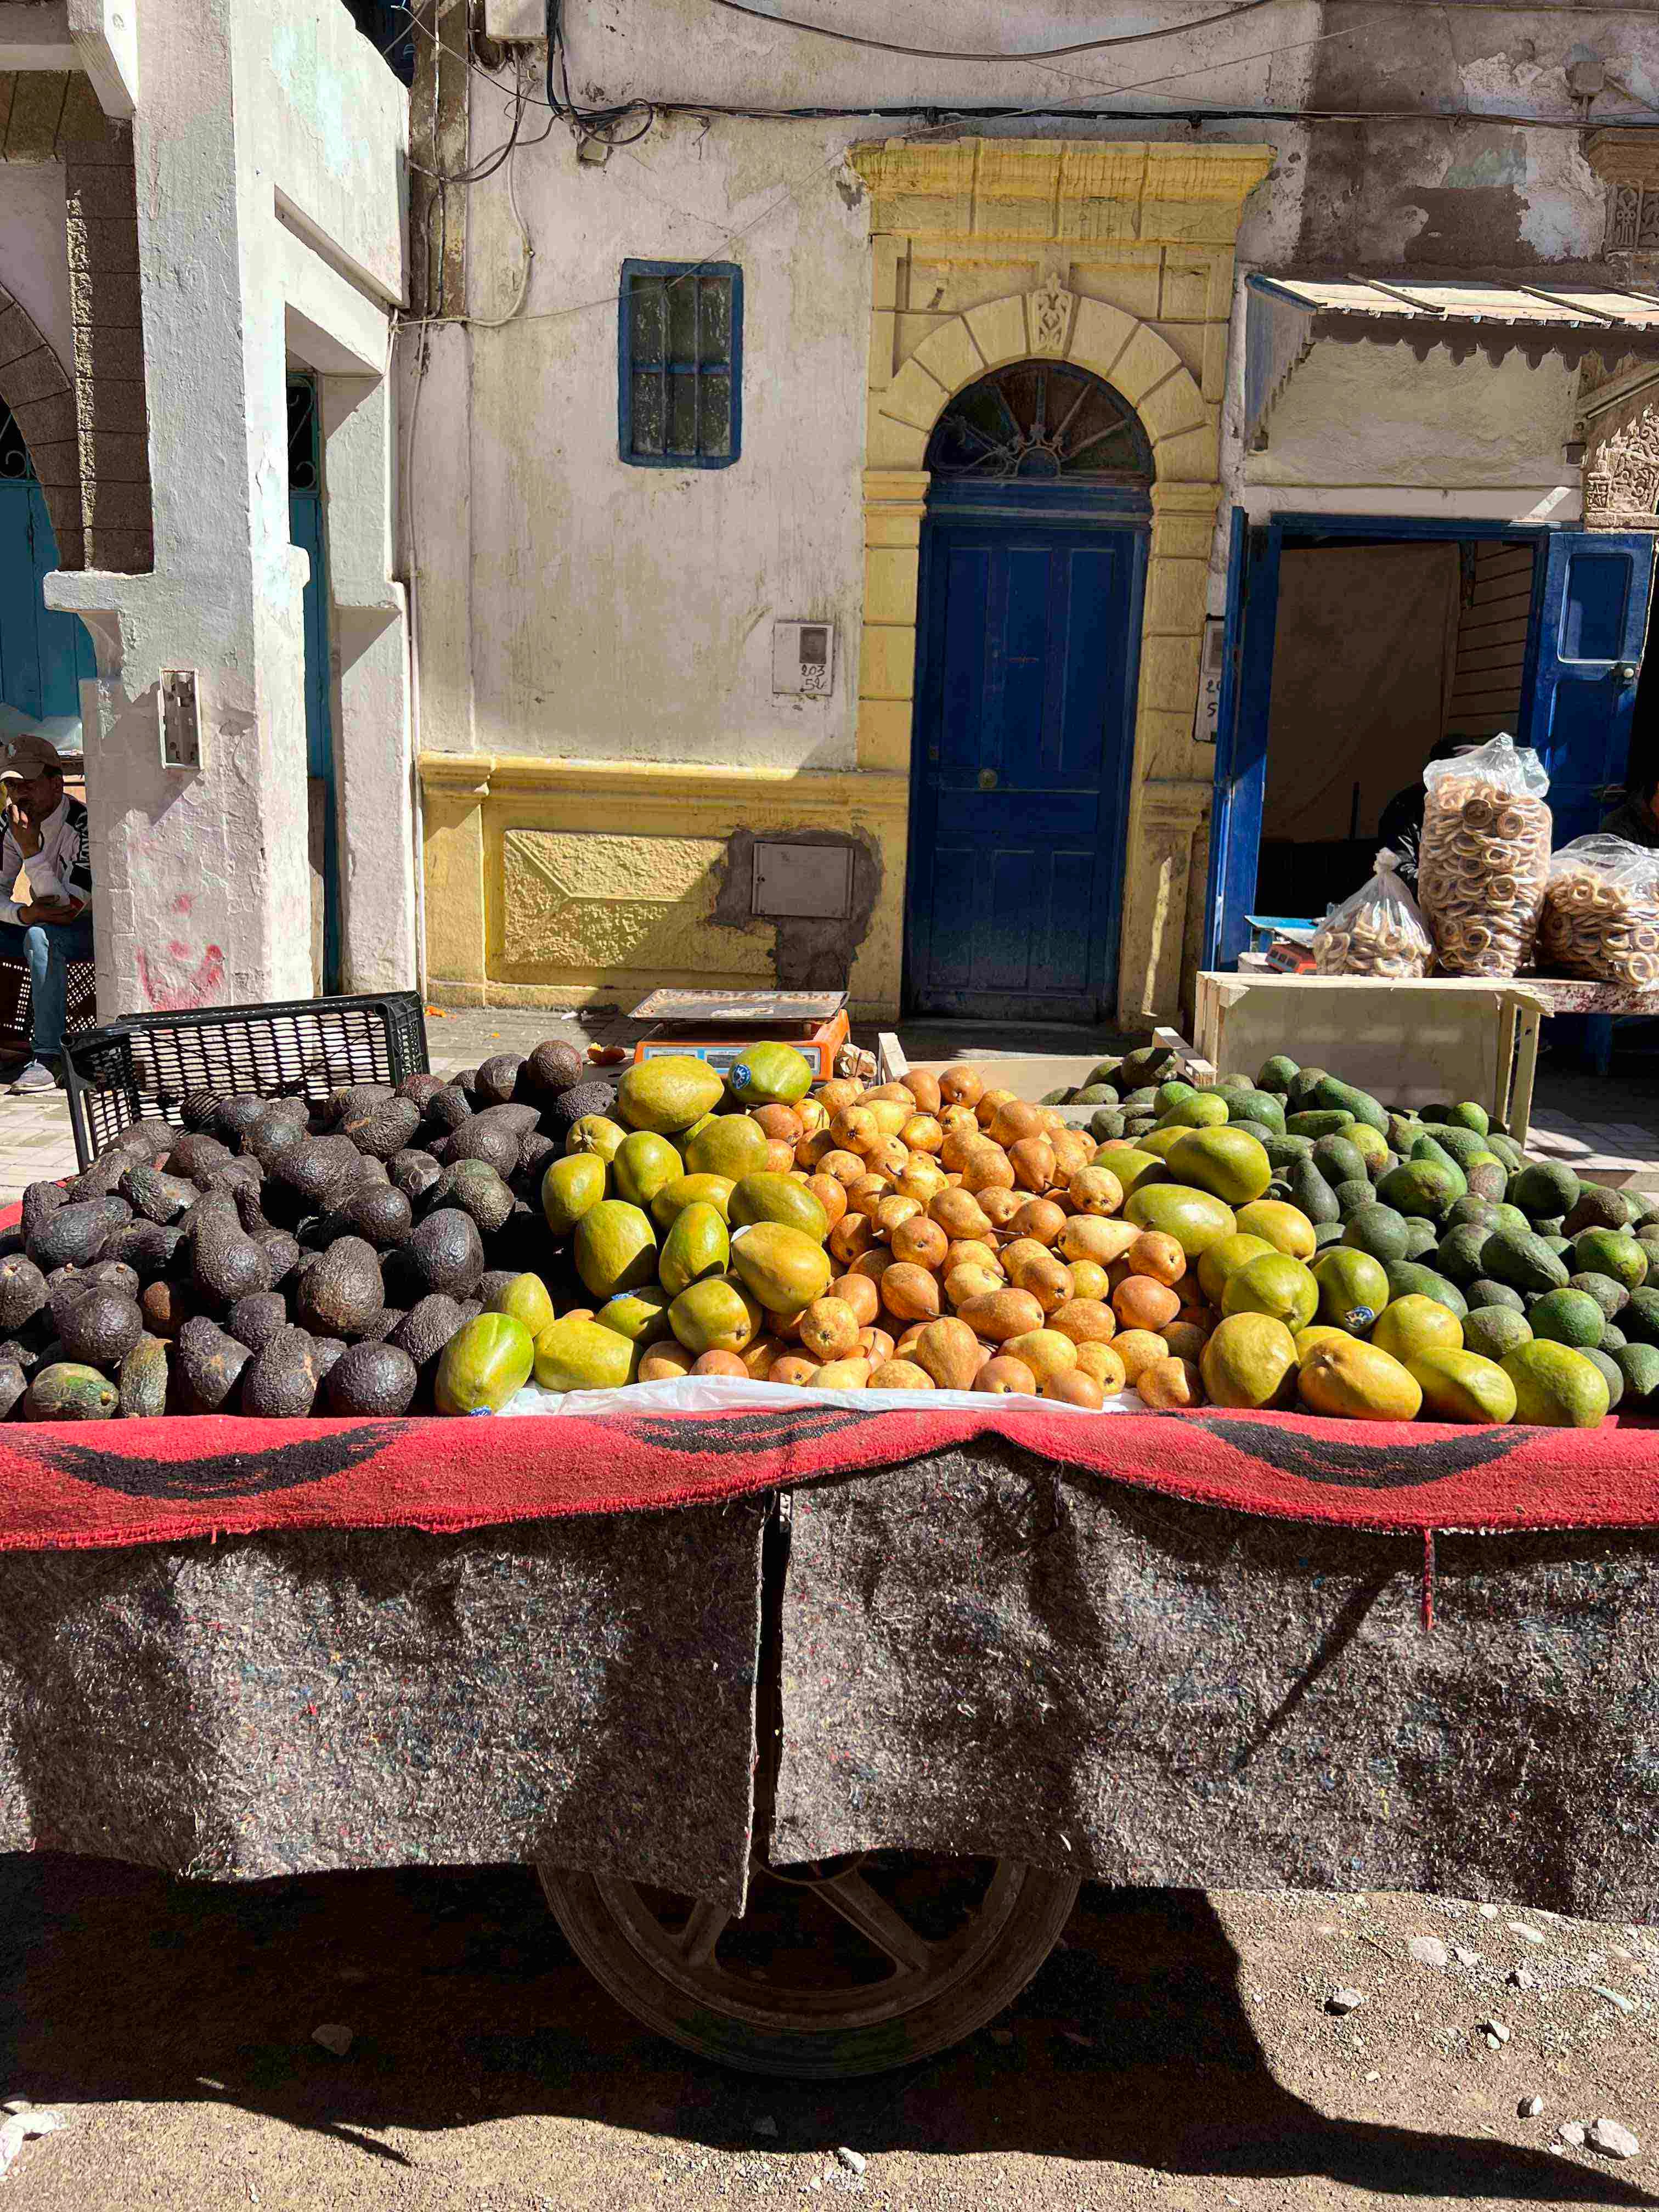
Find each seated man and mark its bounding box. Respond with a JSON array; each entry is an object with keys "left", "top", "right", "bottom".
[{"left": 0, "top": 733, "right": 93, "bottom": 1094}]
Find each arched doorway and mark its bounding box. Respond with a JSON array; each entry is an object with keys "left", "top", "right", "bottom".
[{"left": 904, "top": 360, "right": 1153, "bottom": 1023}]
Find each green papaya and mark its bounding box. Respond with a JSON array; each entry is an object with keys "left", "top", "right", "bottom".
[
  {"left": 728, "top": 1040, "right": 812, "bottom": 1107},
  {"left": 658, "top": 1199, "right": 731, "bottom": 1298}
]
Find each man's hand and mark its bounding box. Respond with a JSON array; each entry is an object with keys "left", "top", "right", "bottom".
[
  {"left": 16, "top": 899, "right": 81, "bottom": 929},
  {"left": 6, "top": 801, "right": 41, "bottom": 859}
]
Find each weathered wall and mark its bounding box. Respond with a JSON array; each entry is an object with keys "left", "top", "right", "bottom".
[
  {"left": 419, "top": 0, "right": 1659, "bottom": 1022},
  {"left": 47, "top": 0, "right": 413, "bottom": 1024}
]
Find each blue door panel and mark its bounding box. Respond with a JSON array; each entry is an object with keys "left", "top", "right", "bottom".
[
  {"left": 907, "top": 515, "right": 1143, "bottom": 1020},
  {"left": 289, "top": 485, "right": 341, "bottom": 993},
  {"left": 0, "top": 478, "right": 94, "bottom": 725},
  {"left": 1527, "top": 533, "right": 1654, "bottom": 848}
]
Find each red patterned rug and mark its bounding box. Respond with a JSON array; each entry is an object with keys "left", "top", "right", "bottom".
[{"left": 0, "top": 1395, "right": 1653, "bottom": 1555}]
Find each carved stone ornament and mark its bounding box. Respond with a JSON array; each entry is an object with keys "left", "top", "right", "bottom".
[
  {"left": 1583, "top": 398, "right": 1659, "bottom": 533},
  {"left": 1028, "top": 281, "right": 1075, "bottom": 357}
]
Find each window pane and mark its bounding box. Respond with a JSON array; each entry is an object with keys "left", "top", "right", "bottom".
[
  {"left": 630, "top": 278, "right": 666, "bottom": 365},
  {"left": 667, "top": 370, "right": 698, "bottom": 455},
  {"left": 699, "top": 370, "right": 732, "bottom": 457},
  {"left": 666, "top": 274, "right": 697, "bottom": 364},
  {"left": 630, "top": 369, "right": 665, "bottom": 456},
  {"left": 698, "top": 277, "right": 732, "bottom": 366}
]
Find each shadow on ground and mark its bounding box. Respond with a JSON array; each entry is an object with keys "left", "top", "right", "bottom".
[{"left": 1, "top": 1854, "right": 1650, "bottom": 2203}]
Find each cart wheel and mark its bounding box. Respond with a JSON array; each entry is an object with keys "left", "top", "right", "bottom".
[{"left": 538, "top": 1850, "right": 1080, "bottom": 2078}]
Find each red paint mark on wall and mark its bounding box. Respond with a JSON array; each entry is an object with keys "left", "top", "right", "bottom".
[
  {"left": 172, "top": 895, "right": 191, "bottom": 916},
  {"left": 136, "top": 944, "right": 225, "bottom": 1011}
]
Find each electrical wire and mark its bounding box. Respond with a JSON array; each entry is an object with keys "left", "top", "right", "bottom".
[{"left": 696, "top": 0, "right": 1279, "bottom": 63}]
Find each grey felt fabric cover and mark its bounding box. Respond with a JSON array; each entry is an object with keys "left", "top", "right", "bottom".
[
  {"left": 0, "top": 1504, "right": 768, "bottom": 1910},
  {"left": 772, "top": 1442, "right": 1659, "bottom": 1923}
]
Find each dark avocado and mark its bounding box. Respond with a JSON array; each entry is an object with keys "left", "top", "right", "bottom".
[
  {"left": 239, "top": 1325, "right": 324, "bottom": 1418},
  {"left": 397, "top": 1072, "right": 445, "bottom": 1113},
  {"left": 58, "top": 1287, "right": 144, "bottom": 1368},
  {"left": 438, "top": 1118, "right": 520, "bottom": 1176},
  {"left": 341, "top": 1096, "right": 422, "bottom": 1160},
  {"left": 422, "top": 1085, "right": 473, "bottom": 1133},
  {"left": 295, "top": 1235, "right": 385, "bottom": 1338},
  {"left": 0, "top": 1255, "right": 46, "bottom": 1333},
  {"left": 252, "top": 1228, "right": 302, "bottom": 1288},
  {"left": 428, "top": 1160, "right": 515, "bottom": 1236},
  {"left": 175, "top": 1316, "right": 253, "bottom": 1411},
  {"left": 226, "top": 1290, "right": 291, "bottom": 1352},
  {"left": 387, "top": 1293, "right": 467, "bottom": 1369},
  {"left": 326, "top": 1340, "right": 418, "bottom": 1416},
  {"left": 520, "top": 1039, "right": 585, "bottom": 1101},
  {"left": 0, "top": 1360, "right": 26, "bottom": 1420},
  {"left": 192, "top": 1224, "right": 269, "bottom": 1306},
  {"left": 475, "top": 1053, "right": 524, "bottom": 1107},
  {"left": 407, "top": 1208, "right": 485, "bottom": 1296},
  {"left": 119, "top": 1163, "right": 197, "bottom": 1224},
  {"left": 166, "top": 1132, "right": 234, "bottom": 1180},
  {"left": 325, "top": 1184, "right": 414, "bottom": 1250},
  {"left": 388, "top": 1149, "right": 443, "bottom": 1203},
  {"left": 29, "top": 1197, "right": 130, "bottom": 1272}
]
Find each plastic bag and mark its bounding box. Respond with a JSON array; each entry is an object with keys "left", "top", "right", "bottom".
[
  {"left": 1417, "top": 733, "right": 1551, "bottom": 977},
  {"left": 1312, "top": 848, "right": 1432, "bottom": 978},
  {"left": 1537, "top": 833, "right": 1659, "bottom": 986}
]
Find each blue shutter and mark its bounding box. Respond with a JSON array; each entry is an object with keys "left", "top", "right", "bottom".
[
  {"left": 1525, "top": 532, "right": 1654, "bottom": 846},
  {"left": 1204, "top": 511, "right": 1280, "bottom": 967}
]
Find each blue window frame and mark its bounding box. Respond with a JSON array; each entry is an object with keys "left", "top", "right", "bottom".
[{"left": 618, "top": 259, "right": 742, "bottom": 469}]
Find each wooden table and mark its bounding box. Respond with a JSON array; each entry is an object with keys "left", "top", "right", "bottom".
[{"left": 1190, "top": 972, "right": 1545, "bottom": 1140}]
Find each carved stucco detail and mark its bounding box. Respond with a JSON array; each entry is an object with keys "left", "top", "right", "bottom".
[
  {"left": 1028, "top": 281, "right": 1075, "bottom": 357},
  {"left": 501, "top": 830, "right": 770, "bottom": 974},
  {"left": 1583, "top": 397, "right": 1659, "bottom": 533}
]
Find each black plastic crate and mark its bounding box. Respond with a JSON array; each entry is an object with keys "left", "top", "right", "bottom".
[{"left": 63, "top": 991, "right": 430, "bottom": 1169}]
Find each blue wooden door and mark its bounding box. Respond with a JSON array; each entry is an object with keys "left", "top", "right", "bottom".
[
  {"left": 907, "top": 518, "right": 1143, "bottom": 1020},
  {"left": 0, "top": 465, "right": 94, "bottom": 724},
  {"left": 1524, "top": 531, "right": 1655, "bottom": 847},
  {"left": 286, "top": 378, "right": 340, "bottom": 994}
]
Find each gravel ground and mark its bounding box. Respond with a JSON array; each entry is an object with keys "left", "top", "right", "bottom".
[{"left": 2, "top": 1856, "right": 1655, "bottom": 2210}]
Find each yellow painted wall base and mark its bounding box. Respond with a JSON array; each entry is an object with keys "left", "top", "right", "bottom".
[{"left": 419, "top": 753, "right": 910, "bottom": 1018}]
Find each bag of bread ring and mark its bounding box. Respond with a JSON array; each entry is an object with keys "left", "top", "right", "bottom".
[
  {"left": 1417, "top": 733, "right": 1551, "bottom": 977},
  {"left": 1538, "top": 833, "right": 1659, "bottom": 986},
  {"left": 1312, "top": 848, "right": 1432, "bottom": 977}
]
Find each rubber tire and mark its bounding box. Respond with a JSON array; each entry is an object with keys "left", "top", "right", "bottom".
[{"left": 539, "top": 1859, "right": 1081, "bottom": 2079}]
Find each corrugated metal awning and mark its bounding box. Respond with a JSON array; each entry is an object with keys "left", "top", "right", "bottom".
[{"left": 1244, "top": 272, "right": 1659, "bottom": 450}]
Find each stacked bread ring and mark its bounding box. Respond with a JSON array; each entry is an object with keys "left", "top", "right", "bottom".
[
  {"left": 1418, "top": 775, "right": 1551, "bottom": 977},
  {"left": 1539, "top": 860, "right": 1659, "bottom": 986}
]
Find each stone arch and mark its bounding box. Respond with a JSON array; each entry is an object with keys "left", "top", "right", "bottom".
[
  {"left": 859, "top": 282, "right": 1222, "bottom": 1027},
  {"left": 0, "top": 284, "right": 82, "bottom": 569},
  {"left": 871, "top": 287, "right": 1213, "bottom": 481}
]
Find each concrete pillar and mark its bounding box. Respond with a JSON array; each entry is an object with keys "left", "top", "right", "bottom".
[
  {"left": 46, "top": 0, "right": 336, "bottom": 1019},
  {"left": 319, "top": 373, "right": 414, "bottom": 991}
]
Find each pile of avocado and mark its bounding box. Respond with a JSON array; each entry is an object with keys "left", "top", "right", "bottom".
[{"left": 1059, "top": 1043, "right": 1656, "bottom": 1419}]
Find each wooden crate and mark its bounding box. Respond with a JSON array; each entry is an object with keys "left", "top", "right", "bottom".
[{"left": 1192, "top": 973, "right": 1543, "bottom": 1139}]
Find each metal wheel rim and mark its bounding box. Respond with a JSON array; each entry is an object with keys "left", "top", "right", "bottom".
[{"left": 562, "top": 1854, "right": 1032, "bottom": 2034}]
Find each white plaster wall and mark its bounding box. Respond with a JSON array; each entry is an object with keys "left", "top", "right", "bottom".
[
  {"left": 456, "top": 108, "right": 873, "bottom": 772},
  {"left": 48, "top": 0, "right": 413, "bottom": 1019},
  {"left": 431, "top": 89, "right": 1312, "bottom": 772},
  {"left": 558, "top": 0, "right": 1322, "bottom": 116},
  {"left": 1248, "top": 342, "right": 1579, "bottom": 496},
  {"left": 0, "top": 161, "right": 72, "bottom": 376}
]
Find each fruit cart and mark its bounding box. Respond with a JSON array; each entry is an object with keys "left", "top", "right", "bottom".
[
  {"left": 2, "top": 1389, "right": 1656, "bottom": 2079},
  {"left": 9, "top": 990, "right": 1657, "bottom": 2076}
]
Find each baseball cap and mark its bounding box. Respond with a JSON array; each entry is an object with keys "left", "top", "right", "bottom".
[{"left": 0, "top": 733, "right": 69, "bottom": 781}]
